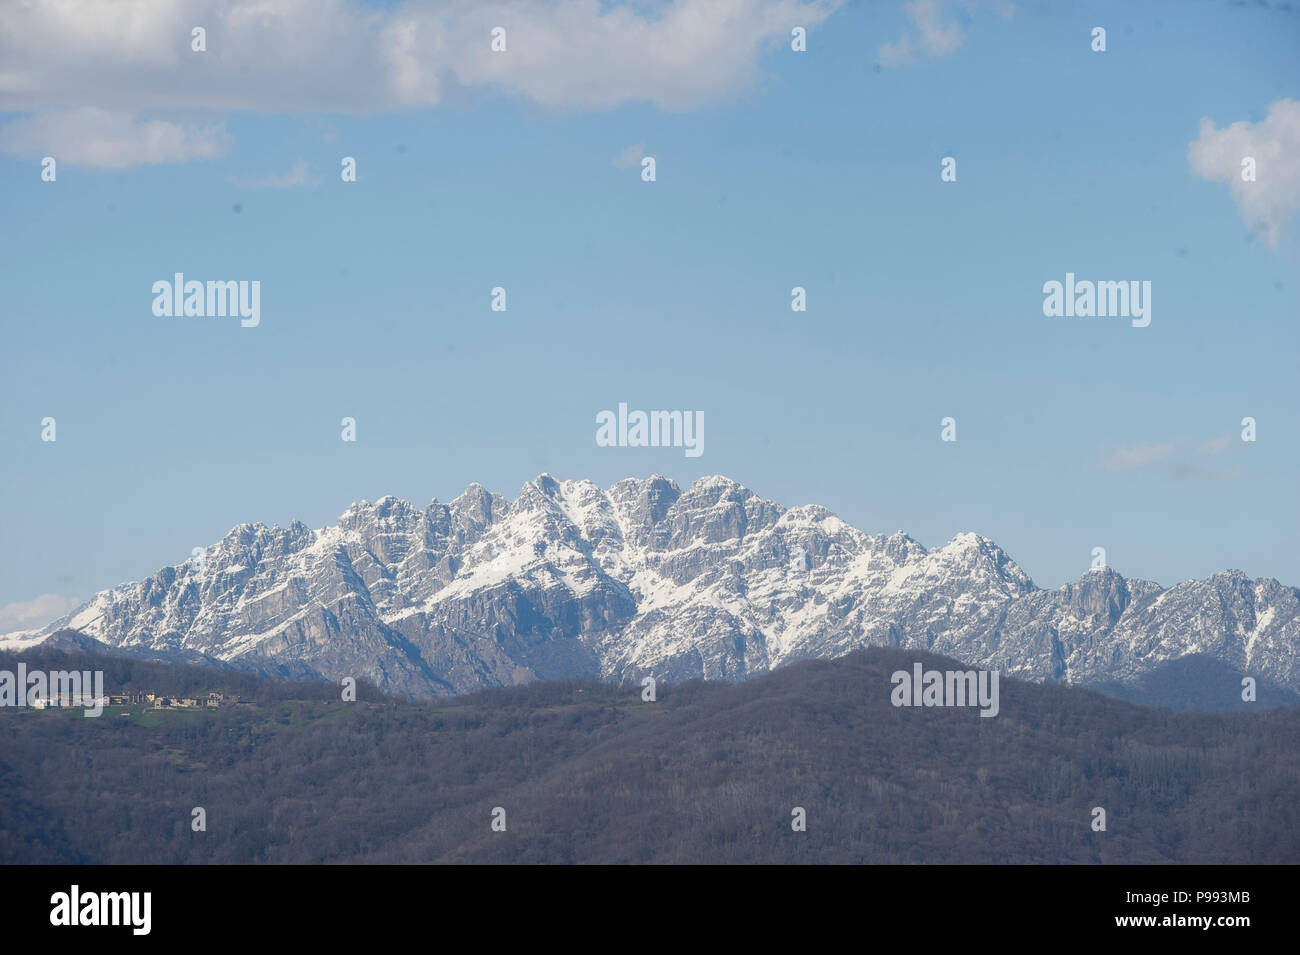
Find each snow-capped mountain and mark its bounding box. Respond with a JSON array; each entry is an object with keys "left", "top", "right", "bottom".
[{"left": 13, "top": 474, "right": 1300, "bottom": 699}]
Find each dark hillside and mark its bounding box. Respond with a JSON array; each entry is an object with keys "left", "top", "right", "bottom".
[{"left": 1, "top": 647, "right": 1296, "bottom": 864}]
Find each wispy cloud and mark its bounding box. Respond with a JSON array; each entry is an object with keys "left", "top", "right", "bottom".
[
  {"left": 1188, "top": 98, "right": 1300, "bottom": 248},
  {"left": 0, "top": 107, "right": 229, "bottom": 168},
  {"left": 1099, "top": 433, "right": 1246, "bottom": 482},
  {"left": 1098, "top": 441, "right": 1177, "bottom": 473},
  {"left": 231, "top": 159, "right": 322, "bottom": 189},
  {"left": 877, "top": 0, "right": 1012, "bottom": 68},
  {"left": 1198, "top": 433, "right": 1233, "bottom": 456},
  {"left": 0, "top": 593, "right": 81, "bottom": 635},
  {"left": 1168, "top": 461, "right": 1246, "bottom": 484},
  {"left": 612, "top": 143, "right": 646, "bottom": 168}
]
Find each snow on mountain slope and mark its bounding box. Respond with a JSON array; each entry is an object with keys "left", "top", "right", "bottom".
[{"left": 12, "top": 474, "right": 1300, "bottom": 699}]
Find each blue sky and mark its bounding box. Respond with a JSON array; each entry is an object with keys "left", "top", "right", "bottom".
[{"left": 1, "top": 0, "right": 1298, "bottom": 625}]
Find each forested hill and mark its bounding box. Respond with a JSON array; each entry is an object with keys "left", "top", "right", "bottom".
[{"left": 1, "top": 647, "right": 1297, "bottom": 864}]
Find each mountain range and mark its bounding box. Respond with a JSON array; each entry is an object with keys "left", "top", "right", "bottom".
[{"left": 8, "top": 474, "right": 1299, "bottom": 704}]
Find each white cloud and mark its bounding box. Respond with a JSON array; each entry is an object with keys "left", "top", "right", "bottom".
[
  {"left": 612, "top": 143, "right": 645, "bottom": 168},
  {"left": 0, "top": 107, "right": 230, "bottom": 168},
  {"left": 1099, "top": 441, "right": 1177, "bottom": 473},
  {"left": 1099, "top": 433, "right": 1245, "bottom": 482},
  {"left": 1188, "top": 98, "right": 1300, "bottom": 248},
  {"left": 0, "top": 1, "right": 842, "bottom": 166},
  {"left": 879, "top": 0, "right": 965, "bottom": 67},
  {"left": 0, "top": 0, "right": 842, "bottom": 166},
  {"left": 232, "top": 158, "right": 321, "bottom": 188},
  {"left": 0, "top": 594, "right": 82, "bottom": 635},
  {"left": 383, "top": 0, "right": 842, "bottom": 111},
  {"left": 1198, "top": 433, "right": 1233, "bottom": 456},
  {"left": 877, "top": 0, "right": 1010, "bottom": 68}
]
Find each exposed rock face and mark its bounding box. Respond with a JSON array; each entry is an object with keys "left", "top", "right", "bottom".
[{"left": 16, "top": 475, "right": 1300, "bottom": 700}]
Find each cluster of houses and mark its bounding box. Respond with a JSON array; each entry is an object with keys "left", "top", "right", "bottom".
[
  {"left": 28, "top": 690, "right": 241, "bottom": 710},
  {"left": 30, "top": 695, "right": 105, "bottom": 709},
  {"left": 148, "top": 692, "right": 230, "bottom": 709}
]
